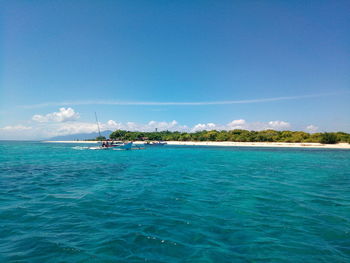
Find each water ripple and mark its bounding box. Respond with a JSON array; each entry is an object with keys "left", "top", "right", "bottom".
[{"left": 0, "top": 142, "right": 349, "bottom": 262}]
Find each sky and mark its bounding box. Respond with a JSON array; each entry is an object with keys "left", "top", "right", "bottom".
[{"left": 1, "top": 0, "right": 349, "bottom": 139}]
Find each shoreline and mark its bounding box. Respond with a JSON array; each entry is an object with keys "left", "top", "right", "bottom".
[
  {"left": 43, "top": 140, "right": 350, "bottom": 149},
  {"left": 165, "top": 141, "right": 350, "bottom": 149}
]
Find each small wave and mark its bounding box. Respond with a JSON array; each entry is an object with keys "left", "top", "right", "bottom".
[{"left": 72, "top": 146, "right": 89, "bottom": 150}]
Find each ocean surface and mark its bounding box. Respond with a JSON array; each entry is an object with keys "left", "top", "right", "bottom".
[{"left": 1, "top": 141, "right": 350, "bottom": 263}]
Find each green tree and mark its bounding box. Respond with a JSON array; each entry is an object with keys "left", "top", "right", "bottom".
[
  {"left": 106, "top": 129, "right": 349, "bottom": 144},
  {"left": 289, "top": 131, "right": 309, "bottom": 142},
  {"left": 216, "top": 131, "right": 229, "bottom": 141},
  {"left": 335, "top": 132, "right": 350, "bottom": 143},
  {"left": 309, "top": 133, "right": 322, "bottom": 143},
  {"left": 110, "top": 130, "right": 127, "bottom": 140},
  {"left": 203, "top": 130, "right": 219, "bottom": 141},
  {"left": 320, "top": 133, "right": 338, "bottom": 144},
  {"left": 179, "top": 133, "right": 191, "bottom": 141}
]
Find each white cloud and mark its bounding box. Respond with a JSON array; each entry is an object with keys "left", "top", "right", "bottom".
[
  {"left": 306, "top": 125, "right": 319, "bottom": 133},
  {"left": 1, "top": 125, "right": 32, "bottom": 131},
  {"left": 106, "top": 120, "right": 118, "bottom": 126},
  {"left": 227, "top": 119, "right": 246, "bottom": 130},
  {"left": 191, "top": 119, "right": 290, "bottom": 132},
  {"left": 192, "top": 124, "right": 208, "bottom": 132},
  {"left": 50, "top": 122, "right": 98, "bottom": 136},
  {"left": 268, "top": 121, "right": 291, "bottom": 129},
  {"left": 145, "top": 120, "right": 185, "bottom": 131},
  {"left": 97, "top": 119, "right": 185, "bottom": 133},
  {"left": 0, "top": 114, "right": 293, "bottom": 140},
  {"left": 32, "top": 107, "right": 80, "bottom": 122},
  {"left": 192, "top": 123, "right": 217, "bottom": 132},
  {"left": 229, "top": 119, "right": 246, "bottom": 126},
  {"left": 0, "top": 125, "right": 33, "bottom": 140}
]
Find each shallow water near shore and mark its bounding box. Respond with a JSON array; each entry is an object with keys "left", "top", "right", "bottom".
[{"left": 1, "top": 141, "right": 350, "bottom": 262}]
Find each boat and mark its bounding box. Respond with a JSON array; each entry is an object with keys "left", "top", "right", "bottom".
[
  {"left": 112, "top": 141, "right": 133, "bottom": 150},
  {"left": 94, "top": 112, "right": 133, "bottom": 150},
  {"left": 145, "top": 140, "right": 167, "bottom": 146},
  {"left": 88, "top": 141, "right": 133, "bottom": 150},
  {"left": 101, "top": 140, "right": 133, "bottom": 150}
]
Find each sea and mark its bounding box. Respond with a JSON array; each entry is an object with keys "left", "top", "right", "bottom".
[{"left": 1, "top": 141, "right": 349, "bottom": 262}]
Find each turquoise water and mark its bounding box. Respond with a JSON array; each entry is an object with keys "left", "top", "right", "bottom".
[{"left": 1, "top": 141, "right": 350, "bottom": 262}]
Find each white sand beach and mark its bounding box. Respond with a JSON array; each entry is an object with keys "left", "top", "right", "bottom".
[
  {"left": 165, "top": 141, "right": 350, "bottom": 149},
  {"left": 43, "top": 140, "right": 350, "bottom": 149},
  {"left": 44, "top": 141, "right": 100, "bottom": 144}
]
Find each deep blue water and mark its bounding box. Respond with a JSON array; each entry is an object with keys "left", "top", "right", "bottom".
[{"left": 0, "top": 141, "right": 350, "bottom": 262}]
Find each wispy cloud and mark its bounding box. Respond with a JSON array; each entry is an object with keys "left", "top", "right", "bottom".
[{"left": 20, "top": 92, "right": 348, "bottom": 109}]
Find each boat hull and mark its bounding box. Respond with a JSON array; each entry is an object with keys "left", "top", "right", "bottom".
[{"left": 92, "top": 142, "right": 133, "bottom": 150}]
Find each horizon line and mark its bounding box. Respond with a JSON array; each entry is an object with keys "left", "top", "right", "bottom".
[{"left": 20, "top": 91, "right": 349, "bottom": 109}]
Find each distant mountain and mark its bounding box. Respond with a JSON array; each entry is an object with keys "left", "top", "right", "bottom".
[{"left": 48, "top": 130, "right": 113, "bottom": 141}]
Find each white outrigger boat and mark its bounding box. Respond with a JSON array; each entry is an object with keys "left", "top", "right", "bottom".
[
  {"left": 88, "top": 141, "right": 134, "bottom": 150},
  {"left": 145, "top": 140, "right": 167, "bottom": 146},
  {"left": 91, "top": 113, "right": 136, "bottom": 150},
  {"left": 100, "top": 140, "right": 133, "bottom": 150}
]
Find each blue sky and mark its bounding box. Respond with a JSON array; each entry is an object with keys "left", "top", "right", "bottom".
[{"left": 1, "top": 0, "right": 350, "bottom": 139}]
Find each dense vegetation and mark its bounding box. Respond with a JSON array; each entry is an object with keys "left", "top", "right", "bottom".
[{"left": 108, "top": 130, "right": 350, "bottom": 144}]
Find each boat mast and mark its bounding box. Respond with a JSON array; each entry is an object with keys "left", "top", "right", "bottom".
[{"left": 95, "top": 112, "right": 102, "bottom": 138}]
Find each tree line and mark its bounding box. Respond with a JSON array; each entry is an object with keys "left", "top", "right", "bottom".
[{"left": 106, "top": 129, "right": 350, "bottom": 144}]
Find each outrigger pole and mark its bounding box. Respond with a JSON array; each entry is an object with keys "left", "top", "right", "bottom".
[{"left": 95, "top": 112, "right": 102, "bottom": 138}]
